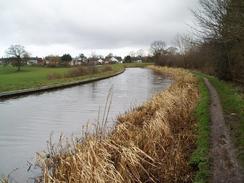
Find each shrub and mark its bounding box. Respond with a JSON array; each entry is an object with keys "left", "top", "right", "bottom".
[
  {"left": 65, "top": 66, "right": 90, "bottom": 77},
  {"left": 47, "top": 73, "right": 63, "bottom": 80},
  {"left": 102, "top": 65, "right": 113, "bottom": 72}
]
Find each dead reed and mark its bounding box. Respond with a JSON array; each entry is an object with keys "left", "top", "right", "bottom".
[{"left": 37, "top": 66, "right": 199, "bottom": 182}]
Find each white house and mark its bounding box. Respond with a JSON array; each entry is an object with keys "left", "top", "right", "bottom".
[
  {"left": 97, "top": 59, "right": 104, "bottom": 64},
  {"left": 110, "top": 57, "right": 123, "bottom": 64},
  {"left": 69, "top": 60, "right": 75, "bottom": 66},
  {"left": 27, "top": 58, "right": 38, "bottom": 65},
  {"left": 70, "top": 57, "right": 87, "bottom": 66},
  {"left": 110, "top": 57, "right": 118, "bottom": 63}
]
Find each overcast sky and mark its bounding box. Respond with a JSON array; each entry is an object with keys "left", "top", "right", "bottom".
[{"left": 0, "top": 0, "right": 199, "bottom": 57}]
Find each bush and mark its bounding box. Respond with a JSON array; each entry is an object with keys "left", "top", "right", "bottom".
[
  {"left": 87, "top": 65, "right": 99, "bottom": 74},
  {"left": 65, "top": 66, "right": 90, "bottom": 77},
  {"left": 65, "top": 66, "right": 100, "bottom": 78},
  {"left": 47, "top": 73, "right": 63, "bottom": 80},
  {"left": 102, "top": 65, "right": 113, "bottom": 72}
]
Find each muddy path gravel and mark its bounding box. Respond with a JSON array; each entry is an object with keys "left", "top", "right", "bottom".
[{"left": 204, "top": 78, "right": 243, "bottom": 183}]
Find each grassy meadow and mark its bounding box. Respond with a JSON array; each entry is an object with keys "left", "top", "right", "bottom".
[
  {"left": 0, "top": 64, "right": 124, "bottom": 93},
  {"left": 0, "top": 63, "right": 154, "bottom": 93}
]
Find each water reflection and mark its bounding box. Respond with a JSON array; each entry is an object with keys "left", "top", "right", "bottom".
[{"left": 0, "top": 68, "right": 171, "bottom": 181}]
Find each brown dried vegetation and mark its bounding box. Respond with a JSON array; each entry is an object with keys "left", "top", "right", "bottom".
[{"left": 37, "top": 66, "right": 199, "bottom": 183}]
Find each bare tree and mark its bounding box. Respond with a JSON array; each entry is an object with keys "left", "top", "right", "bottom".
[
  {"left": 5, "top": 45, "right": 29, "bottom": 71},
  {"left": 192, "top": 0, "right": 229, "bottom": 40},
  {"left": 129, "top": 51, "right": 136, "bottom": 57},
  {"left": 150, "top": 41, "right": 166, "bottom": 56},
  {"left": 173, "top": 34, "right": 196, "bottom": 54},
  {"left": 192, "top": 0, "right": 244, "bottom": 81},
  {"left": 79, "top": 53, "right": 87, "bottom": 62},
  {"left": 167, "top": 47, "right": 178, "bottom": 55},
  {"left": 136, "top": 49, "right": 145, "bottom": 57},
  {"left": 105, "top": 53, "right": 113, "bottom": 60}
]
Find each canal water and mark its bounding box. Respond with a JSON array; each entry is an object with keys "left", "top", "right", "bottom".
[{"left": 0, "top": 68, "right": 171, "bottom": 181}]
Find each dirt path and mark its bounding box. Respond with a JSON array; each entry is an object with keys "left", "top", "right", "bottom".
[{"left": 204, "top": 78, "right": 243, "bottom": 183}]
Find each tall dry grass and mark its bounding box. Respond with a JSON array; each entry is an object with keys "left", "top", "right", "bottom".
[{"left": 36, "top": 66, "right": 199, "bottom": 182}]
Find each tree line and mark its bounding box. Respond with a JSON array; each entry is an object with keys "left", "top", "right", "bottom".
[{"left": 151, "top": 0, "right": 244, "bottom": 84}]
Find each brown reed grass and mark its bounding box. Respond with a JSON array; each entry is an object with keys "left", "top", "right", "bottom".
[{"left": 36, "top": 66, "right": 199, "bottom": 183}]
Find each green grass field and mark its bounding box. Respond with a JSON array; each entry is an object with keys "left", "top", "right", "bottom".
[
  {"left": 0, "top": 64, "right": 124, "bottom": 93},
  {"left": 0, "top": 63, "right": 153, "bottom": 93}
]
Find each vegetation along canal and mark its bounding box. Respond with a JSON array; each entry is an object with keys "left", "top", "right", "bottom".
[{"left": 0, "top": 68, "right": 171, "bottom": 181}]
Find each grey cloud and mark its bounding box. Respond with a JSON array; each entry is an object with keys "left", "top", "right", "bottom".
[{"left": 0, "top": 0, "right": 199, "bottom": 56}]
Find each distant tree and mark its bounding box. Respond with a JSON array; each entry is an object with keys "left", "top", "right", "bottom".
[
  {"left": 114, "top": 56, "right": 122, "bottom": 61},
  {"left": 105, "top": 53, "right": 113, "bottom": 60},
  {"left": 5, "top": 44, "right": 29, "bottom": 71},
  {"left": 61, "top": 54, "right": 72, "bottom": 62},
  {"left": 124, "top": 55, "right": 132, "bottom": 63},
  {"left": 150, "top": 41, "right": 167, "bottom": 56},
  {"left": 79, "top": 53, "right": 87, "bottom": 60},
  {"left": 107, "top": 53, "right": 113, "bottom": 57},
  {"left": 129, "top": 51, "right": 136, "bottom": 57},
  {"left": 61, "top": 54, "right": 72, "bottom": 66},
  {"left": 167, "top": 47, "right": 178, "bottom": 55},
  {"left": 173, "top": 34, "right": 194, "bottom": 55},
  {"left": 136, "top": 49, "right": 145, "bottom": 57}
]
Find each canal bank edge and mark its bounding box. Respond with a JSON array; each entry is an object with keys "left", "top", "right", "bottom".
[{"left": 0, "top": 68, "right": 125, "bottom": 99}]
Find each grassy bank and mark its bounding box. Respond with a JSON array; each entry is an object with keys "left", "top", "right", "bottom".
[
  {"left": 36, "top": 66, "right": 199, "bottom": 182},
  {"left": 190, "top": 75, "right": 210, "bottom": 183},
  {"left": 0, "top": 64, "right": 124, "bottom": 93}
]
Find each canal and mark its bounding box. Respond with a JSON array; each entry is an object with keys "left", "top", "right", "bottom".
[{"left": 0, "top": 68, "right": 171, "bottom": 181}]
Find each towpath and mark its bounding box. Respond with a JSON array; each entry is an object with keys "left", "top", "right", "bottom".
[{"left": 204, "top": 78, "right": 243, "bottom": 183}]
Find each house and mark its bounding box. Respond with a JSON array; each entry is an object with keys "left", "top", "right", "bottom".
[
  {"left": 135, "top": 60, "right": 142, "bottom": 63},
  {"left": 27, "top": 57, "right": 44, "bottom": 65},
  {"left": 27, "top": 58, "right": 38, "bottom": 65},
  {"left": 44, "top": 56, "right": 60, "bottom": 66},
  {"left": 71, "top": 57, "right": 88, "bottom": 66},
  {"left": 70, "top": 59, "right": 79, "bottom": 66},
  {"left": 118, "top": 60, "right": 123, "bottom": 64},
  {"left": 114, "top": 56, "right": 123, "bottom": 63},
  {"left": 110, "top": 57, "right": 123, "bottom": 64},
  {"left": 104, "top": 60, "right": 110, "bottom": 64},
  {"left": 110, "top": 57, "right": 118, "bottom": 63},
  {"left": 97, "top": 59, "right": 104, "bottom": 64},
  {"left": 69, "top": 60, "right": 75, "bottom": 66},
  {"left": 37, "top": 58, "right": 44, "bottom": 65}
]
